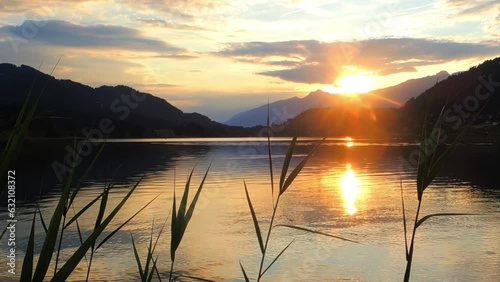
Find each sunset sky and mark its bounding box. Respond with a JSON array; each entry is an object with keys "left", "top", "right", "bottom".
[{"left": 0, "top": 0, "right": 499, "bottom": 121}]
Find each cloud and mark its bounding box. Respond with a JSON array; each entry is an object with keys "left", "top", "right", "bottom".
[
  {"left": 446, "top": 0, "right": 500, "bottom": 16},
  {"left": 152, "top": 53, "right": 199, "bottom": 60},
  {"left": 217, "top": 38, "right": 500, "bottom": 84},
  {"left": 132, "top": 83, "right": 179, "bottom": 88},
  {"left": 134, "top": 18, "right": 209, "bottom": 31},
  {"left": 121, "top": 0, "right": 235, "bottom": 21},
  {"left": 261, "top": 63, "right": 339, "bottom": 84},
  {"left": 445, "top": 0, "right": 500, "bottom": 38},
  {"left": 0, "top": 20, "right": 180, "bottom": 53}
]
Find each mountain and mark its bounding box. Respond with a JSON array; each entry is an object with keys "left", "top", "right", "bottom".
[
  {"left": 278, "top": 57, "right": 500, "bottom": 138},
  {"left": 367, "top": 70, "right": 449, "bottom": 106},
  {"left": 224, "top": 71, "right": 449, "bottom": 127},
  {"left": 224, "top": 90, "right": 344, "bottom": 127},
  {"left": 0, "top": 63, "right": 249, "bottom": 138},
  {"left": 401, "top": 57, "right": 500, "bottom": 132}
]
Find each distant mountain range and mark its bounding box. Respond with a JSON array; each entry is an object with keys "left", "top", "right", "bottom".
[
  {"left": 278, "top": 57, "right": 500, "bottom": 138},
  {"left": 224, "top": 71, "right": 450, "bottom": 127},
  {"left": 0, "top": 63, "right": 250, "bottom": 138},
  {"left": 1, "top": 56, "right": 498, "bottom": 140}
]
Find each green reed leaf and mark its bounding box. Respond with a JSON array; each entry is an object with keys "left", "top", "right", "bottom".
[
  {"left": 32, "top": 147, "right": 77, "bottom": 282},
  {"left": 51, "top": 175, "right": 143, "bottom": 281},
  {"left": 400, "top": 179, "right": 409, "bottom": 259},
  {"left": 185, "top": 160, "right": 212, "bottom": 224},
  {"left": 267, "top": 103, "right": 275, "bottom": 202},
  {"left": 279, "top": 136, "right": 297, "bottom": 192},
  {"left": 131, "top": 234, "right": 144, "bottom": 279},
  {"left": 416, "top": 213, "right": 481, "bottom": 229},
  {"left": 20, "top": 210, "right": 37, "bottom": 281},
  {"left": 96, "top": 193, "right": 161, "bottom": 250},
  {"left": 274, "top": 224, "right": 360, "bottom": 244},
  {"left": 146, "top": 255, "right": 160, "bottom": 282},
  {"left": 68, "top": 143, "right": 106, "bottom": 209},
  {"left": 64, "top": 192, "right": 104, "bottom": 229},
  {"left": 171, "top": 185, "right": 178, "bottom": 262},
  {"left": 280, "top": 138, "right": 324, "bottom": 195},
  {"left": 239, "top": 262, "right": 250, "bottom": 282},
  {"left": 244, "top": 180, "right": 264, "bottom": 254},
  {"left": 261, "top": 239, "right": 295, "bottom": 277}
]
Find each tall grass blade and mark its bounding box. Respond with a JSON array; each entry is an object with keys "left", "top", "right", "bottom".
[
  {"left": 1, "top": 60, "right": 61, "bottom": 195},
  {"left": 146, "top": 255, "right": 160, "bottom": 282},
  {"left": 20, "top": 211, "right": 37, "bottom": 281},
  {"left": 95, "top": 184, "right": 110, "bottom": 230},
  {"left": 32, "top": 157, "right": 77, "bottom": 281},
  {"left": 1, "top": 59, "right": 60, "bottom": 196},
  {"left": 36, "top": 204, "right": 48, "bottom": 234},
  {"left": 71, "top": 206, "right": 87, "bottom": 265},
  {"left": 185, "top": 160, "right": 212, "bottom": 223},
  {"left": 279, "top": 136, "right": 297, "bottom": 191},
  {"left": 68, "top": 143, "right": 106, "bottom": 209},
  {"left": 154, "top": 258, "right": 162, "bottom": 282},
  {"left": 149, "top": 218, "right": 168, "bottom": 282},
  {"left": 417, "top": 106, "right": 445, "bottom": 199},
  {"left": 400, "top": 179, "right": 409, "bottom": 258},
  {"left": 131, "top": 234, "right": 144, "bottom": 279},
  {"left": 64, "top": 192, "right": 104, "bottom": 229},
  {"left": 0, "top": 226, "right": 7, "bottom": 241},
  {"left": 416, "top": 213, "right": 480, "bottom": 229},
  {"left": 96, "top": 193, "right": 161, "bottom": 250},
  {"left": 170, "top": 184, "right": 178, "bottom": 262},
  {"left": 12, "top": 83, "right": 34, "bottom": 130},
  {"left": 173, "top": 275, "right": 214, "bottom": 282},
  {"left": 274, "top": 224, "right": 360, "bottom": 244},
  {"left": 423, "top": 115, "right": 476, "bottom": 191},
  {"left": 171, "top": 161, "right": 211, "bottom": 262},
  {"left": 52, "top": 176, "right": 143, "bottom": 281},
  {"left": 267, "top": 103, "right": 275, "bottom": 204},
  {"left": 84, "top": 182, "right": 111, "bottom": 278},
  {"left": 56, "top": 140, "right": 90, "bottom": 274},
  {"left": 239, "top": 262, "right": 251, "bottom": 282},
  {"left": 244, "top": 180, "right": 264, "bottom": 254},
  {"left": 177, "top": 166, "right": 195, "bottom": 234},
  {"left": 280, "top": 138, "right": 324, "bottom": 195},
  {"left": 260, "top": 239, "right": 295, "bottom": 277},
  {"left": 143, "top": 220, "right": 155, "bottom": 281}
]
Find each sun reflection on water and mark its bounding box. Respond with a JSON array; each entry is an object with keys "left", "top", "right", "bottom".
[
  {"left": 341, "top": 164, "right": 360, "bottom": 215},
  {"left": 344, "top": 136, "right": 354, "bottom": 147}
]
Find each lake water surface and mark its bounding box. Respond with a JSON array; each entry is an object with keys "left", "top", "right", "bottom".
[{"left": 1, "top": 138, "right": 499, "bottom": 281}]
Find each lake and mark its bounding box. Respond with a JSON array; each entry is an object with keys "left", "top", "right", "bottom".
[{"left": 1, "top": 138, "right": 499, "bottom": 281}]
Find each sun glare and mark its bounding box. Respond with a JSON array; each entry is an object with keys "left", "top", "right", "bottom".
[
  {"left": 340, "top": 74, "right": 373, "bottom": 93},
  {"left": 322, "top": 74, "right": 374, "bottom": 94}
]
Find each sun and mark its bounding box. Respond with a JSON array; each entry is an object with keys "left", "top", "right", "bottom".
[
  {"left": 322, "top": 74, "right": 374, "bottom": 94},
  {"left": 339, "top": 74, "right": 373, "bottom": 93}
]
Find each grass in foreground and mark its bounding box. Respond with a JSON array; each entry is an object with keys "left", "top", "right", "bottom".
[
  {"left": 17, "top": 142, "right": 159, "bottom": 282},
  {"left": 130, "top": 161, "right": 213, "bottom": 282},
  {"left": 240, "top": 110, "right": 358, "bottom": 281},
  {"left": 401, "top": 106, "right": 481, "bottom": 282}
]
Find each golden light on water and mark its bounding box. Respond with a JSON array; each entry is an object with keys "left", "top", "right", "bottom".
[
  {"left": 344, "top": 137, "right": 354, "bottom": 147},
  {"left": 320, "top": 163, "right": 364, "bottom": 215},
  {"left": 341, "top": 164, "right": 360, "bottom": 215}
]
